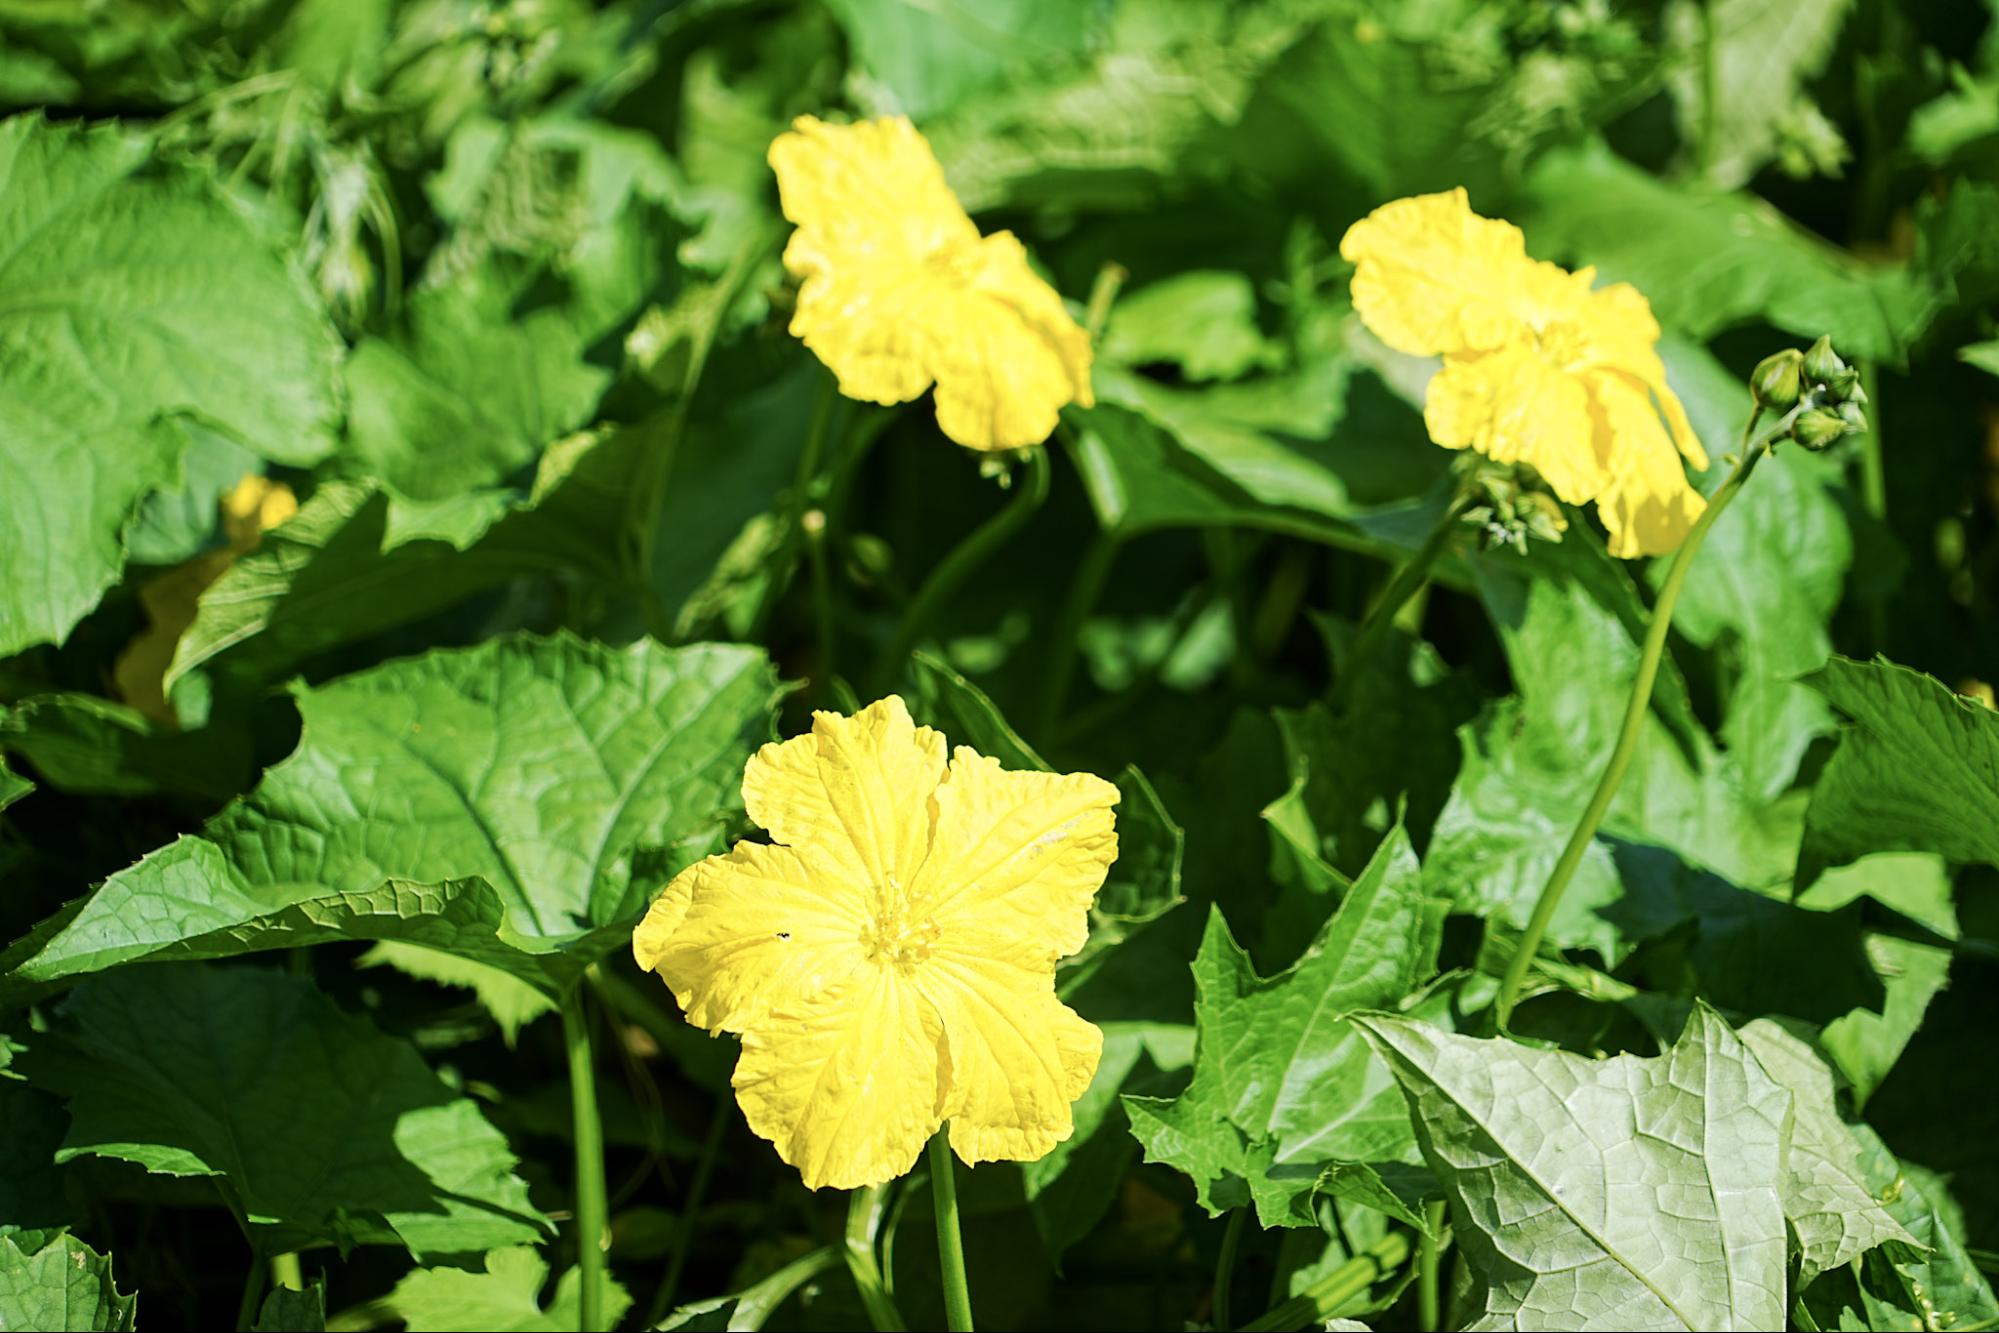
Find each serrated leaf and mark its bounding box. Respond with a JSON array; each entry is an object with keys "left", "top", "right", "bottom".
[
  {"left": 1101, "top": 271, "right": 1279, "bottom": 382},
  {"left": 1126, "top": 826, "right": 1447, "bottom": 1229},
  {"left": 1359, "top": 1006, "right": 1790, "bottom": 1331},
  {"left": 23, "top": 965, "right": 547, "bottom": 1258},
  {"left": 0, "top": 116, "right": 339, "bottom": 656},
  {"left": 1799, "top": 656, "right": 1999, "bottom": 882},
  {"left": 0, "top": 1234, "right": 135, "bottom": 1332},
  {"left": 385, "top": 1246, "right": 631, "bottom": 1332},
  {"left": 254, "top": 1280, "right": 326, "bottom": 1332},
  {"left": 1737, "top": 1021, "right": 1915, "bottom": 1284},
  {"left": 6, "top": 633, "right": 779, "bottom": 1001}
]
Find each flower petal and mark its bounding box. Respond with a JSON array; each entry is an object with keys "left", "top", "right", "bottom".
[
  {"left": 920, "top": 960, "right": 1102, "bottom": 1165},
  {"left": 635, "top": 841, "right": 869, "bottom": 1033},
  {"left": 909, "top": 748, "right": 1119, "bottom": 966},
  {"left": 1581, "top": 281, "right": 1708, "bottom": 471},
  {"left": 1424, "top": 343, "right": 1606, "bottom": 505},
  {"left": 927, "top": 231, "right": 1095, "bottom": 451},
  {"left": 1586, "top": 370, "right": 1708, "bottom": 558},
  {"left": 1340, "top": 188, "right": 1531, "bottom": 357},
  {"left": 733, "top": 968, "right": 945, "bottom": 1190},
  {"left": 742, "top": 695, "right": 946, "bottom": 893},
  {"left": 769, "top": 115, "right": 976, "bottom": 285}
]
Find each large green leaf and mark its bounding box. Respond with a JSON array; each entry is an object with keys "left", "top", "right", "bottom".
[
  {"left": 22, "top": 965, "right": 548, "bottom": 1260},
  {"left": 1125, "top": 826, "right": 1448, "bottom": 1229},
  {"left": 0, "top": 1234, "right": 135, "bottom": 1332},
  {"left": 385, "top": 1246, "right": 632, "bottom": 1332},
  {"left": 1667, "top": 0, "right": 1855, "bottom": 188},
  {"left": 1799, "top": 656, "right": 1999, "bottom": 882},
  {"left": 825, "top": 0, "right": 1099, "bottom": 121},
  {"left": 0, "top": 116, "right": 339, "bottom": 655},
  {"left": 6, "top": 633, "right": 779, "bottom": 999},
  {"left": 0, "top": 694, "right": 248, "bottom": 802},
  {"left": 1520, "top": 143, "right": 1931, "bottom": 360},
  {"left": 1359, "top": 1006, "right": 1791, "bottom": 1331}
]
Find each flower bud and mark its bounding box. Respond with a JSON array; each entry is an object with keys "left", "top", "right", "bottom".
[
  {"left": 1837, "top": 400, "right": 1869, "bottom": 433},
  {"left": 1792, "top": 408, "right": 1848, "bottom": 451},
  {"left": 1823, "top": 367, "right": 1862, "bottom": 403},
  {"left": 1803, "top": 335, "right": 1846, "bottom": 384},
  {"left": 1751, "top": 348, "right": 1804, "bottom": 410}
]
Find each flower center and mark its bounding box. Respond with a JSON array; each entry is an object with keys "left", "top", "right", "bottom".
[
  {"left": 1531, "top": 319, "right": 1588, "bottom": 370},
  {"left": 863, "top": 902, "right": 940, "bottom": 972}
]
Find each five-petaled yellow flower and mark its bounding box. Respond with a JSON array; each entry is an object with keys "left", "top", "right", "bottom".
[
  {"left": 1340, "top": 189, "right": 1708, "bottom": 557},
  {"left": 768, "top": 115, "right": 1094, "bottom": 452},
  {"left": 633, "top": 696, "right": 1118, "bottom": 1190}
]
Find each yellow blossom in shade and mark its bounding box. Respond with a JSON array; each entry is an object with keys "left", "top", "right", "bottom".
[
  {"left": 768, "top": 115, "right": 1094, "bottom": 452},
  {"left": 633, "top": 695, "right": 1118, "bottom": 1190},
  {"left": 1339, "top": 188, "right": 1710, "bottom": 558},
  {"left": 113, "top": 474, "right": 297, "bottom": 723}
]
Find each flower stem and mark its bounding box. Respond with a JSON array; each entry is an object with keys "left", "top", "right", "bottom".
[
  {"left": 236, "top": 1246, "right": 268, "bottom": 1332},
  {"left": 867, "top": 447, "right": 1051, "bottom": 696},
  {"left": 1493, "top": 409, "right": 1777, "bottom": 1027},
  {"left": 645, "top": 1094, "right": 731, "bottom": 1327},
  {"left": 929, "top": 1129, "right": 975, "bottom": 1332},
  {"left": 268, "top": 1250, "right": 302, "bottom": 1293},
  {"left": 1214, "top": 1208, "right": 1247, "bottom": 1331},
  {"left": 1034, "top": 525, "right": 1121, "bottom": 739},
  {"left": 845, "top": 1184, "right": 908, "bottom": 1332},
  {"left": 1241, "top": 1232, "right": 1409, "bottom": 1332},
  {"left": 1331, "top": 493, "right": 1471, "bottom": 710},
  {"left": 560, "top": 987, "right": 610, "bottom": 1333},
  {"left": 1417, "top": 1199, "right": 1447, "bottom": 1330}
]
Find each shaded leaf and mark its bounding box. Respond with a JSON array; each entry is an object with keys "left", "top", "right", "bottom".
[
  {"left": 385, "top": 1246, "right": 631, "bottom": 1332},
  {"left": 0, "top": 1234, "right": 135, "bottom": 1332}
]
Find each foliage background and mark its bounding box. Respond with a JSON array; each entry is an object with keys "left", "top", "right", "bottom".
[{"left": 2, "top": 0, "right": 1998, "bottom": 1330}]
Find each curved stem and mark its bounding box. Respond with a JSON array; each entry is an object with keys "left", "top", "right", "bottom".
[
  {"left": 1331, "top": 493, "right": 1471, "bottom": 711},
  {"left": 867, "top": 448, "right": 1050, "bottom": 696},
  {"left": 561, "top": 988, "right": 610, "bottom": 1333},
  {"left": 1214, "top": 1208, "right": 1247, "bottom": 1331},
  {"left": 236, "top": 1247, "right": 268, "bottom": 1332},
  {"left": 645, "top": 1095, "right": 731, "bottom": 1327},
  {"left": 845, "top": 1185, "right": 907, "bottom": 1333},
  {"left": 1034, "top": 526, "right": 1121, "bottom": 739},
  {"left": 1417, "top": 1199, "right": 1447, "bottom": 1330},
  {"left": 1494, "top": 410, "right": 1778, "bottom": 1026},
  {"left": 929, "top": 1129, "right": 975, "bottom": 1332},
  {"left": 1241, "top": 1232, "right": 1409, "bottom": 1332}
]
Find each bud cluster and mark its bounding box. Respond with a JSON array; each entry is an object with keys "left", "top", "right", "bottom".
[
  {"left": 1458, "top": 458, "right": 1569, "bottom": 554},
  {"left": 1750, "top": 337, "right": 1869, "bottom": 451}
]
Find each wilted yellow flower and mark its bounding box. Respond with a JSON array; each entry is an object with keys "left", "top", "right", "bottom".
[
  {"left": 1340, "top": 189, "right": 1709, "bottom": 557},
  {"left": 114, "top": 474, "right": 297, "bottom": 722},
  {"left": 634, "top": 696, "right": 1117, "bottom": 1190},
  {"left": 768, "top": 115, "right": 1094, "bottom": 452}
]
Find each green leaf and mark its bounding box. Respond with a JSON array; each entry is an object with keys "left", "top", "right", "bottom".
[
  {"left": 1520, "top": 143, "right": 1931, "bottom": 360},
  {"left": 23, "top": 965, "right": 547, "bottom": 1259},
  {"left": 1667, "top": 0, "right": 1855, "bottom": 188},
  {"left": 1359, "top": 1006, "right": 1790, "bottom": 1331},
  {"left": 385, "top": 1246, "right": 632, "bottom": 1332},
  {"left": 254, "top": 1281, "right": 326, "bottom": 1333},
  {"left": 0, "top": 755, "right": 30, "bottom": 813},
  {"left": 357, "top": 940, "right": 556, "bottom": 1044},
  {"left": 1799, "top": 656, "right": 1999, "bottom": 882},
  {"left": 1100, "top": 272, "right": 1279, "bottom": 382},
  {"left": 7, "top": 633, "right": 780, "bottom": 999},
  {"left": 824, "top": 0, "right": 1100, "bottom": 121},
  {"left": 1737, "top": 1020, "right": 1915, "bottom": 1284},
  {"left": 0, "top": 116, "right": 339, "bottom": 656},
  {"left": 1125, "top": 826, "right": 1448, "bottom": 1229},
  {"left": 1, "top": 694, "right": 249, "bottom": 802},
  {"left": 0, "top": 1234, "right": 135, "bottom": 1332},
  {"left": 654, "top": 1245, "right": 840, "bottom": 1331}
]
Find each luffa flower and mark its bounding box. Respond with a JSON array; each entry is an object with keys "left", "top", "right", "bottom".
[
  {"left": 768, "top": 115, "right": 1094, "bottom": 452},
  {"left": 1340, "top": 188, "right": 1708, "bottom": 557},
  {"left": 633, "top": 696, "right": 1118, "bottom": 1190}
]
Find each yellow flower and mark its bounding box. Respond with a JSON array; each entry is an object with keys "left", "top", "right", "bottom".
[
  {"left": 633, "top": 696, "right": 1118, "bottom": 1190},
  {"left": 768, "top": 115, "right": 1094, "bottom": 452},
  {"left": 1339, "top": 189, "right": 1709, "bottom": 557},
  {"left": 114, "top": 474, "right": 297, "bottom": 723}
]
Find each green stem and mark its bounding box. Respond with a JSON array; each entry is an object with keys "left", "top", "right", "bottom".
[
  {"left": 1331, "top": 494, "right": 1471, "bottom": 711},
  {"left": 1214, "top": 1209, "right": 1247, "bottom": 1331},
  {"left": 269, "top": 1250, "right": 302, "bottom": 1293},
  {"left": 1417, "top": 1200, "right": 1447, "bottom": 1331},
  {"left": 751, "top": 380, "right": 840, "bottom": 641},
  {"left": 236, "top": 1247, "right": 268, "bottom": 1332},
  {"left": 561, "top": 988, "right": 610, "bottom": 1333},
  {"left": 1241, "top": 1232, "right": 1410, "bottom": 1332},
  {"left": 929, "top": 1129, "right": 974, "bottom": 1332},
  {"left": 845, "top": 1185, "right": 908, "bottom": 1333},
  {"left": 645, "top": 1095, "right": 731, "bottom": 1327},
  {"left": 1493, "top": 410, "right": 1778, "bottom": 1026},
  {"left": 1034, "top": 527, "right": 1121, "bottom": 739},
  {"left": 1084, "top": 262, "right": 1128, "bottom": 342},
  {"left": 867, "top": 447, "right": 1050, "bottom": 696},
  {"left": 1858, "top": 361, "right": 1889, "bottom": 654}
]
